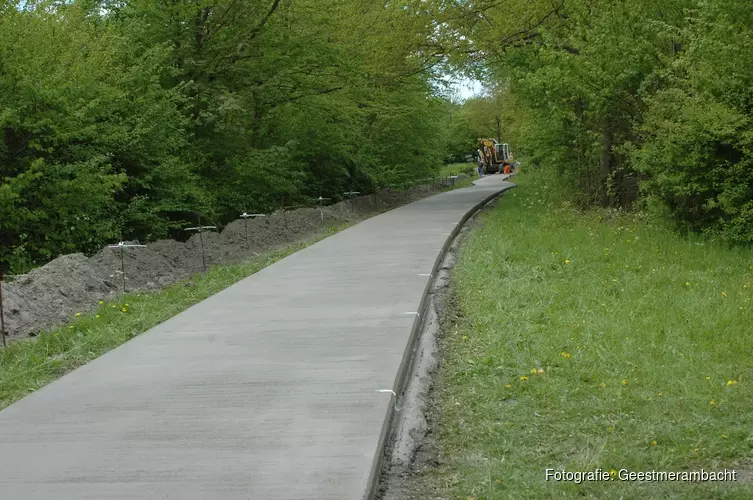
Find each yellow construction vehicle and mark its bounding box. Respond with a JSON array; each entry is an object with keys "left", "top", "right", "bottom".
[{"left": 477, "top": 139, "right": 513, "bottom": 174}]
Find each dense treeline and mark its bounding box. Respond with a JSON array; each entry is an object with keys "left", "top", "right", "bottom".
[
  {"left": 0, "top": 0, "right": 471, "bottom": 272},
  {"left": 439, "top": 0, "right": 753, "bottom": 244},
  {"left": 7, "top": 1, "right": 751, "bottom": 273}
]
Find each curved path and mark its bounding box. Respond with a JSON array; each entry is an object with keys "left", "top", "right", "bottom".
[{"left": 0, "top": 175, "right": 513, "bottom": 500}]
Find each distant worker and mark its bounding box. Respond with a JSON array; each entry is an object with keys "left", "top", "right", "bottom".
[{"left": 477, "top": 149, "right": 484, "bottom": 177}]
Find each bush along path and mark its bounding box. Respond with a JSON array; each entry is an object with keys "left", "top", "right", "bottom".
[{"left": 411, "top": 173, "right": 753, "bottom": 499}]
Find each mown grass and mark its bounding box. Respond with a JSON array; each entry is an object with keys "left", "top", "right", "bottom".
[
  {"left": 0, "top": 226, "right": 346, "bottom": 410},
  {"left": 425, "top": 172, "right": 753, "bottom": 499}
]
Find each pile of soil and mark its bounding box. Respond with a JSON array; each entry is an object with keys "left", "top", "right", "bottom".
[
  {"left": 3, "top": 254, "right": 116, "bottom": 338},
  {"left": 1, "top": 178, "right": 464, "bottom": 341}
]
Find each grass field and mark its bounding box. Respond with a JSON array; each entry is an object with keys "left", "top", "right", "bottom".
[{"left": 422, "top": 173, "right": 753, "bottom": 499}]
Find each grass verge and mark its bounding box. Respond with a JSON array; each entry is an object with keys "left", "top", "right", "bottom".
[
  {"left": 0, "top": 225, "right": 346, "bottom": 410},
  {"left": 423, "top": 172, "right": 753, "bottom": 499}
]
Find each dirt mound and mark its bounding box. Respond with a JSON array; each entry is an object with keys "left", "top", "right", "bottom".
[
  {"left": 148, "top": 239, "right": 197, "bottom": 277},
  {"left": 90, "top": 241, "right": 190, "bottom": 292},
  {"left": 1, "top": 181, "right": 451, "bottom": 341},
  {"left": 3, "top": 254, "right": 116, "bottom": 338}
]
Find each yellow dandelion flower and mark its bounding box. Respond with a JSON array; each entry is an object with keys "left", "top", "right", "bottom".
[
  {"left": 599, "top": 382, "right": 607, "bottom": 388},
  {"left": 75, "top": 312, "right": 81, "bottom": 317},
  {"left": 564, "top": 259, "right": 570, "bottom": 265},
  {"left": 98, "top": 300, "right": 104, "bottom": 305},
  {"left": 121, "top": 307, "right": 128, "bottom": 313},
  {"left": 650, "top": 440, "right": 657, "bottom": 446},
  {"left": 505, "top": 384, "right": 511, "bottom": 389},
  {"left": 722, "top": 292, "right": 728, "bottom": 297},
  {"left": 694, "top": 448, "right": 700, "bottom": 453},
  {"left": 710, "top": 400, "right": 717, "bottom": 407},
  {"left": 727, "top": 380, "right": 737, "bottom": 386},
  {"left": 561, "top": 351, "right": 571, "bottom": 359},
  {"left": 622, "top": 379, "right": 628, "bottom": 386},
  {"left": 685, "top": 282, "right": 690, "bottom": 287},
  {"left": 609, "top": 469, "right": 617, "bottom": 478},
  {"left": 520, "top": 376, "right": 528, "bottom": 381},
  {"left": 462, "top": 336, "right": 468, "bottom": 340},
  {"left": 531, "top": 368, "right": 538, "bottom": 374}
]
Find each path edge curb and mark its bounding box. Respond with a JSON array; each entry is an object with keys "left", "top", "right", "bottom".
[{"left": 363, "top": 179, "right": 517, "bottom": 499}]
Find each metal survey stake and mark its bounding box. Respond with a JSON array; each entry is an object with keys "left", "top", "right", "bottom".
[
  {"left": 374, "top": 183, "right": 382, "bottom": 210},
  {"left": 344, "top": 191, "right": 360, "bottom": 212},
  {"left": 107, "top": 242, "right": 147, "bottom": 293},
  {"left": 0, "top": 271, "right": 6, "bottom": 347},
  {"left": 185, "top": 217, "right": 217, "bottom": 272},
  {"left": 281, "top": 204, "right": 303, "bottom": 229},
  {"left": 240, "top": 212, "right": 265, "bottom": 248},
  {"left": 279, "top": 195, "right": 304, "bottom": 229},
  {"left": 314, "top": 193, "right": 331, "bottom": 221}
]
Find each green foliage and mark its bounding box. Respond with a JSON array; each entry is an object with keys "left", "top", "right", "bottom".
[
  {"left": 632, "top": 1, "right": 753, "bottom": 244},
  {"left": 0, "top": 0, "right": 459, "bottom": 270},
  {"left": 432, "top": 0, "right": 753, "bottom": 243}
]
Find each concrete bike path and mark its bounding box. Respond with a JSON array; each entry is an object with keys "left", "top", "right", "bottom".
[{"left": 0, "top": 175, "right": 514, "bottom": 500}]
